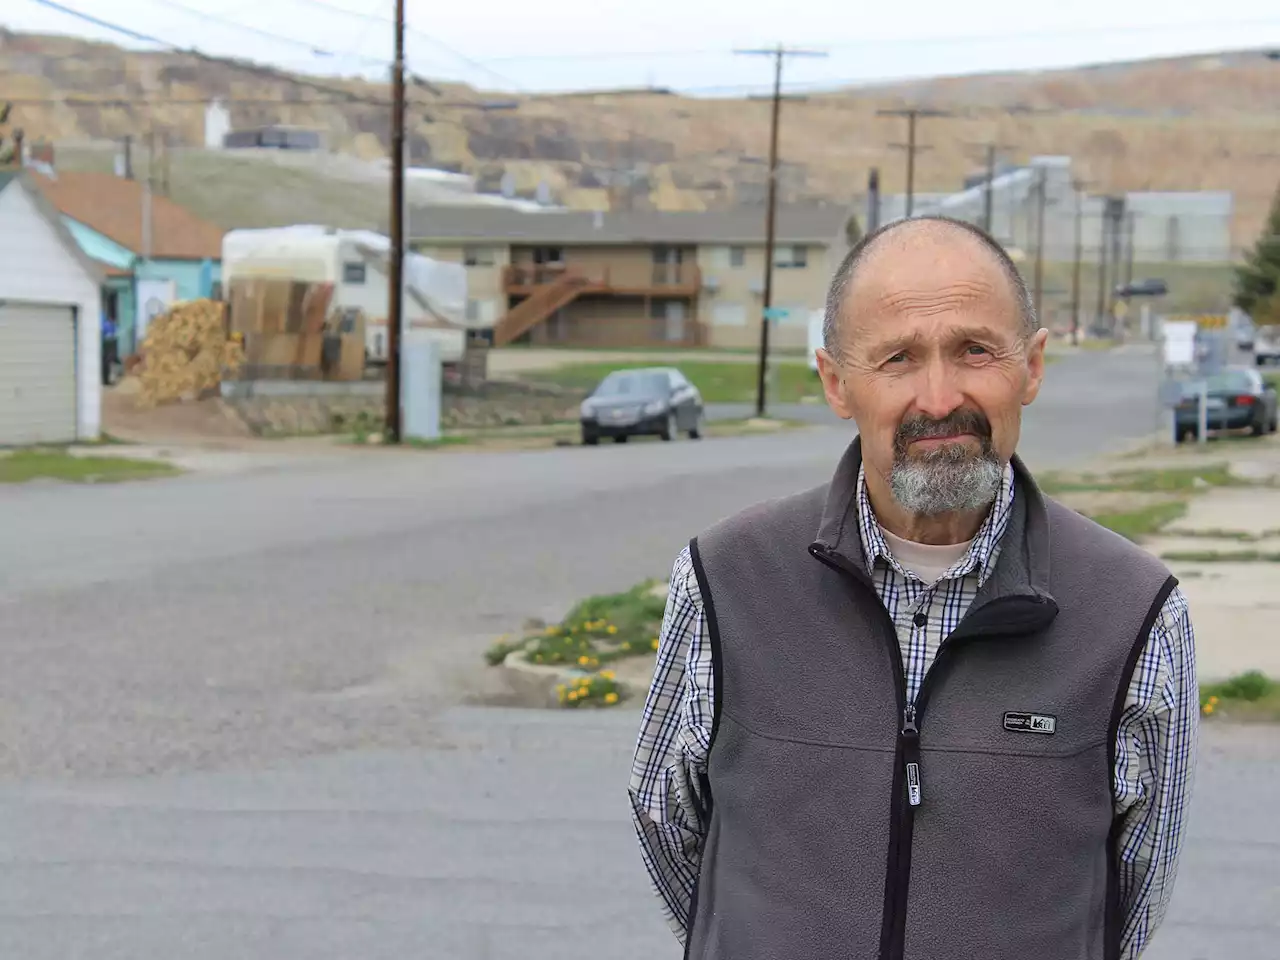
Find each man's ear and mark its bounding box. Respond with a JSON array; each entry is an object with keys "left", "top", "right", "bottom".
[
  {"left": 1021, "top": 328, "right": 1050, "bottom": 406},
  {"left": 816, "top": 349, "right": 857, "bottom": 420}
]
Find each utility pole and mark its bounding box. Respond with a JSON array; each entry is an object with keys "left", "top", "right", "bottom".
[
  {"left": 1123, "top": 210, "right": 1136, "bottom": 287},
  {"left": 1095, "top": 197, "right": 1113, "bottom": 335},
  {"left": 1032, "top": 166, "right": 1047, "bottom": 325},
  {"left": 878, "top": 108, "right": 949, "bottom": 218},
  {"left": 1106, "top": 197, "right": 1125, "bottom": 329},
  {"left": 735, "top": 44, "right": 827, "bottom": 418},
  {"left": 385, "top": 0, "right": 407, "bottom": 443},
  {"left": 1069, "top": 178, "right": 1092, "bottom": 347},
  {"left": 983, "top": 143, "right": 996, "bottom": 232}
]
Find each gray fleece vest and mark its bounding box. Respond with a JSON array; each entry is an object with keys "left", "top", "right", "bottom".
[{"left": 686, "top": 439, "right": 1176, "bottom": 960}]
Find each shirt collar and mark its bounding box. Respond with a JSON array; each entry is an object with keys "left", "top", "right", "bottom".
[{"left": 855, "top": 461, "right": 1016, "bottom": 587}]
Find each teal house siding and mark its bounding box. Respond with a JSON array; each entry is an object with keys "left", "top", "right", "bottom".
[{"left": 61, "top": 217, "right": 221, "bottom": 355}]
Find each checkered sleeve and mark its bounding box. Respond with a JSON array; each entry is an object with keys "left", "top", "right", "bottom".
[
  {"left": 627, "top": 545, "right": 714, "bottom": 945},
  {"left": 1113, "top": 585, "right": 1199, "bottom": 959}
]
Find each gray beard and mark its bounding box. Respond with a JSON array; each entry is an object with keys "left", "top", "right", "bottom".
[{"left": 890, "top": 442, "right": 1003, "bottom": 516}]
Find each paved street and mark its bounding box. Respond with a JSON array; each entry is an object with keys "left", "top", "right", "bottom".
[{"left": 1, "top": 345, "right": 1274, "bottom": 958}]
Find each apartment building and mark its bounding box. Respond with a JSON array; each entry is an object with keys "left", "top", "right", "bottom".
[{"left": 406, "top": 205, "right": 855, "bottom": 349}]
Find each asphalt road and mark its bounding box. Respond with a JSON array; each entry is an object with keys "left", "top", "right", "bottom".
[{"left": 1, "top": 344, "right": 1274, "bottom": 958}]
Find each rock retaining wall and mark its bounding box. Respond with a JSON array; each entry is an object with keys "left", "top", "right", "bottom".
[{"left": 224, "top": 381, "right": 586, "bottom": 436}]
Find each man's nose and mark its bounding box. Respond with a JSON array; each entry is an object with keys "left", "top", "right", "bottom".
[{"left": 913, "top": 360, "right": 965, "bottom": 420}]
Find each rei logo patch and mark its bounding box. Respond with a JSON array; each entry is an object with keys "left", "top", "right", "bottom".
[{"left": 1003, "top": 712, "right": 1057, "bottom": 735}]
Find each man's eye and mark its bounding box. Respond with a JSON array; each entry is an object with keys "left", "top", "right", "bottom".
[
  {"left": 965, "top": 344, "right": 989, "bottom": 356},
  {"left": 885, "top": 352, "right": 907, "bottom": 364}
]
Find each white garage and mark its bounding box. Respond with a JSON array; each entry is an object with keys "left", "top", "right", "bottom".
[
  {"left": 0, "top": 304, "right": 78, "bottom": 445},
  {"left": 0, "top": 171, "right": 104, "bottom": 445}
]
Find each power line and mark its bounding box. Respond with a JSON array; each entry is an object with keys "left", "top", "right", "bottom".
[
  {"left": 140, "top": 0, "right": 390, "bottom": 69},
  {"left": 25, "top": 0, "right": 384, "bottom": 105}
]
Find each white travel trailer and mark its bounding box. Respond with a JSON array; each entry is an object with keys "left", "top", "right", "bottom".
[{"left": 220, "top": 226, "right": 468, "bottom": 363}]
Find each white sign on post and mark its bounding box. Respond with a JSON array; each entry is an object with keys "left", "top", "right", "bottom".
[{"left": 1161, "top": 320, "right": 1197, "bottom": 368}]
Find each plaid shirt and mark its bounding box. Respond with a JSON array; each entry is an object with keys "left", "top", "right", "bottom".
[{"left": 628, "top": 464, "right": 1198, "bottom": 958}]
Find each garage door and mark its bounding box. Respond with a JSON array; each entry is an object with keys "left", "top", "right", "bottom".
[{"left": 0, "top": 303, "right": 77, "bottom": 446}]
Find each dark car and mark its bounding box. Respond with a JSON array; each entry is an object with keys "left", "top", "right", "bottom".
[
  {"left": 580, "top": 367, "right": 704, "bottom": 445},
  {"left": 1174, "top": 366, "right": 1278, "bottom": 443}
]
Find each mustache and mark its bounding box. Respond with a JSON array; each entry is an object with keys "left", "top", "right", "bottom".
[{"left": 894, "top": 409, "right": 992, "bottom": 455}]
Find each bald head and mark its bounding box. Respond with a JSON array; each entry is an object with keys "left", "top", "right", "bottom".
[{"left": 823, "top": 216, "right": 1037, "bottom": 357}]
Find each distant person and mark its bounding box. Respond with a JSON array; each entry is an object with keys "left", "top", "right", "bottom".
[
  {"left": 629, "top": 216, "right": 1197, "bottom": 960},
  {"left": 101, "top": 313, "right": 119, "bottom": 386}
]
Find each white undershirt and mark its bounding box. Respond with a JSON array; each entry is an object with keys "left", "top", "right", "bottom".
[{"left": 878, "top": 526, "right": 974, "bottom": 585}]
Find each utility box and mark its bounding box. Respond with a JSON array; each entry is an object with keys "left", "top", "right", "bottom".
[{"left": 402, "top": 332, "right": 441, "bottom": 441}]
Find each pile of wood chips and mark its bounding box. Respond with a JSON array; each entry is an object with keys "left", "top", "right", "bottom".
[{"left": 137, "top": 299, "right": 245, "bottom": 407}]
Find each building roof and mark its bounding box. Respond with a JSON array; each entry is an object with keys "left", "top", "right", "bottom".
[
  {"left": 29, "top": 170, "right": 225, "bottom": 260},
  {"left": 0, "top": 169, "right": 106, "bottom": 285},
  {"left": 407, "top": 204, "right": 854, "bottom": 246}
]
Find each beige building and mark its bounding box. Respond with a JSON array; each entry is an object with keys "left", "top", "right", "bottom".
[{"left": 407, "top": 206, "right": 855, "bottom": 350}]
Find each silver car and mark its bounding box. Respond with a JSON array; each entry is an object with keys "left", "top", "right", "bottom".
[{"left": 580, "top": 368, "right": 705, "bottom": 445}]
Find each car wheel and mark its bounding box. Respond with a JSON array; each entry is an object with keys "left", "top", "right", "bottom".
[
  {"left": 689, "top": 411, "right": 704, "bottom": 440},
  {"left": 1252, "top": 414, "right": 1266, "bottom": 437},
  {"left": 661, "top": 413, "right": 677, "bottom": 442},
  {"left": 614, "top": 434, "right": 629, "bottom": 443},
  {"left": 1175, "top": 426, "right": 1196, "bottom": 444},
  {"left": 582, "top": 430, "right": 599, "bottom": 446}
]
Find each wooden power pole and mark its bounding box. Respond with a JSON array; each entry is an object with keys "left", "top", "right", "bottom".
[
  {"left": 735, "top": 43, "right": 826, "bottom": 418},
  {"left": 1069, "top": 178, "right": 1093, "bottom": 346},
  {"left": 385, "top": 0, "right": 407, "bottom": 443},
  {"left": 879, "top": 108, "right": 949, "bottom": 218}
]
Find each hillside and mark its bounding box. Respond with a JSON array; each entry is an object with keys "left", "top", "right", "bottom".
[{"left": 3, "top": 29, "right": 1278, "bottom": 247}]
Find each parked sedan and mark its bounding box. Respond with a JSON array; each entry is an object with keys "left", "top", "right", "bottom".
[
  {"left": 580, "top": 368, "right": 704, "bottom": 445},
  {"left": 1174, "top": 366, "right": 1278, "bottom": 442}
]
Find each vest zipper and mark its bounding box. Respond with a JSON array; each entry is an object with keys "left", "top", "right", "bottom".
[
  {"left": 811, "top": 544, "right": 1031, "bottom": 960},
  {"left": 808, "top": 544, "right": 914, "bottom": 960}
]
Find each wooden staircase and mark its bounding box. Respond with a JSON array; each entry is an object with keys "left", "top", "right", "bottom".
[{"left": 492, "top": 275, "right": 587, "bottom": 346}]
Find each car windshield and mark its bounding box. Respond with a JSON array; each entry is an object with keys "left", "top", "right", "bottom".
[{"left": 594, "top": 372, "right": 669, "bottom": 398}]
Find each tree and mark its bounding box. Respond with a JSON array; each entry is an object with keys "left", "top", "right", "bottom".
[{"left": 1234, "top": 181, "right": 1280, "bottom": 324}]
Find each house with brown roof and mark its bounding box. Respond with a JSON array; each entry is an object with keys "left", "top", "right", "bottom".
[
  {"left": 29, "top": 170, "right": 225, "bottom": 355},
  {"left": 408, "top": 204, "right": 857, "bottom": 350}
]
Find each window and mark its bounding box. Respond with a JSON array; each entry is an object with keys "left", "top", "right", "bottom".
[
  {"left": 342, "top": 261, "right": 366, "bottom": 284},
  {"left": 729, "top": 246, "right": 746, "bottom": 268},
  {"left": 463, "top": 246, "right": 496, "bottom": 267},
  {"left": 773, "top": 245, "right": 808, "bottom": 269}
]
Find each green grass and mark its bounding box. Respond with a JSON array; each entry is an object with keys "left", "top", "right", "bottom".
[
  {"left": 1164, "top": 527, "right": 1280, "bottom": 542},
  {"left": 1041, "top": 463, "right": 1238, "bottom": 495},
  {"left": 483, "top": 580, "right": 668, "bottom": 707},
  {"left": 1201, "top": 671, "right": 1280, "bottom": 721},
  {"left": 1090, "top": 500, "right": 1189, "bottom": 541},
  {"left": 1162, "top": 549, "right": 1280, "bottom": 563},
  {"left": 525, "top": 360, "right": 822, "bottom": 404},
  {"left": 0, "top": 449, "right": 178, "bottom": 484}
]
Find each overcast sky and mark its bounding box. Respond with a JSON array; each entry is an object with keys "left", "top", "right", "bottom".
[{"left": 6, "top": 0, "right": 1280, "bottom": 95}]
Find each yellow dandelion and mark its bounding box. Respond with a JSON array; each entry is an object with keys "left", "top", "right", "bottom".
[
  {"left": 578, "top": 655, "right": 590, "bottom": 666},
  {"left": 1209, "top": 696, "right": 1219, "bottom": 705},
  {"left": 607, "top": 625, "right": 618, "bottom": 635},
  {"left": 605, "top": 692, "right": 619, "bottom": 705},
  {"left": 568, "top": 690, "right": 580, "bottom": 701},
  {"left": 600, "top": 670, "right": 616, "bottom": 681},
  {"left": 1203, "top": 703, "right": 1214, "bottom": 715},
  {"left": 651, "top": 638, "right": 660, "bottom": 650}
]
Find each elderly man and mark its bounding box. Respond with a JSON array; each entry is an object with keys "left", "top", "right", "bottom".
[{"left": 629, "top": 217, "right": 1197, "bottom": 960}]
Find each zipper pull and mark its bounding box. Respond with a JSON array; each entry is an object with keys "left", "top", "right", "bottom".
[{"left": 902, "top": 705, "right": 922, "bottom": 807}]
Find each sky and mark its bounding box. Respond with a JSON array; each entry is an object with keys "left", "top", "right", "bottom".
[{"left": 5, "top": 0, "right": 1280, "bottom": 96}]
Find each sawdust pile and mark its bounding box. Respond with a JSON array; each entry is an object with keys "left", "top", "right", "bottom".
[{"left": 137, "top": 299, "right": 244, "bottom": 407}]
